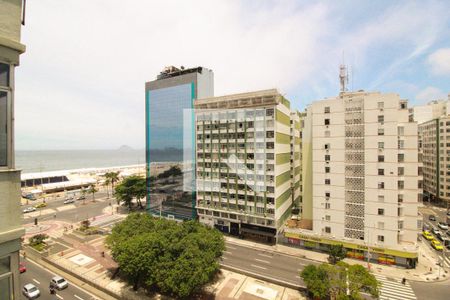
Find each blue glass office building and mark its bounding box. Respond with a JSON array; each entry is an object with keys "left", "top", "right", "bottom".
[{"left": 145, "top": 66, "right": 214, "bottom": 220}]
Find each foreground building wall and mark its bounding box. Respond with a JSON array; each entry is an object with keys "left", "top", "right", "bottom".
[
  {"left": 285, "top": 91, "right": 422, "bottom": 268},
  {"left": 195, "top": 89, "right": 300, "bottom": 243},
  {"left": 0, "top": 0, "right": 25, "bottom": 298}
]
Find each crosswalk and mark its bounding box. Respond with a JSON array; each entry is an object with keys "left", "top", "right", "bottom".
[{"left": 374, "top": 274, "right": 417, "bottom": 300}]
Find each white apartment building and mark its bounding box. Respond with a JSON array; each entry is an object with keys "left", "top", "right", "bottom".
[
  {"left": 195, "top": 89, "right": 301, "bottom": 243},
  {"left": 285, "top": 91, "right": 422, "bottom": 268},
  {"left": 419, "top": 116, "right": 450, "bottom": 205},
  {"left": 411, "top": 99, "right": 448, "bottom": 125}
]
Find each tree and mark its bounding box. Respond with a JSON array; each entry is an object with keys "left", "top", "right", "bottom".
[
  {"left": 114, "top": 175, "right": 146, "bottom": 210},
  {"left": 347, "top": 264, "right": 380, "bottom": 299},
  {"left": 300, "top": 262, "right": 380, "bottom": 300},
  {"left": 103, "top": 178, "right": 111, "bottom": 198},
  {"left": 328, "top": 244, "right": 347, "bottom": 264},
  {"left": 157, "top": 166, "right": 182, "bottom": 179},
  {"left": 300, "top": 264, "right": 330, "bottom": 300},
  {"left": 87, "top": 185, "right": 99, "bottom": 202},
  {"left": 105, "top": 213, "right": 225, "bottom": 298},
  {"left": 105, "top": 171, "right": 120, "bottom": 195}
]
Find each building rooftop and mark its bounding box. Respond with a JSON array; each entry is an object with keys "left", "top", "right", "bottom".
[{"left": 156, "top": 66, "right": 207, "bottom": 80}]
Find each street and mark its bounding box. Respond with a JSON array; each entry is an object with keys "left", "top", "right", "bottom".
[{"left": 20, "top": 258, "right": 94, "bottom": 300}]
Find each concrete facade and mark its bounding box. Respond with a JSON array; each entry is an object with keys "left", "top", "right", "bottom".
[
  {"left": 0, "top": 0, "right": 25, "bottom": 299},
  {"left": 411, "top": 99, "right": 449, "bottom": 125},
  {"left": 194, "top": 89, "right": 301, "bottom": 243},
  {"left": 286, "top": 91, "right": 422, "bottom": 268}
]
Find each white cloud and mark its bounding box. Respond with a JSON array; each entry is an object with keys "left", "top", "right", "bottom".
[
  {"left": 415, "top": 86, "right": 446, "bottom": 102},
  {"left": 428, "top": 48, "right": 450, "bottom": 75}
]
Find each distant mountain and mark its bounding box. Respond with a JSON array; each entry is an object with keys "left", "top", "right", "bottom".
[{"left": 117, "top": 145, "right": 134, "bottom": 151}]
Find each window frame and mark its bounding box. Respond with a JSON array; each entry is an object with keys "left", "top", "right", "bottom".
[{"left": 0, "top": 60, "right": 12, "bottom": 169}]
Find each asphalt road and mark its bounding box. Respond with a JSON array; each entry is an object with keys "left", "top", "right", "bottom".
[
  {"left": 410, "top": 279, "right": 450, "bottom": 300},
  {"left": 221, "top": 242, "right": 316, "bottom": 287},
  {"left": 22, "top": 192, "right": 113, "bottom": 225},
  {"left": 20, "top": 258, "right": 94, "bottom": 300}
]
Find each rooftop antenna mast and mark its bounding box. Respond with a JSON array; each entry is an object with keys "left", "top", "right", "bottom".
[{"left": 339, "top": 52, "right": 348, "bottom": 92}]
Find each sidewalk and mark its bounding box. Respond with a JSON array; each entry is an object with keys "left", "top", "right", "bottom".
[{"left": 225, "top": 236, "right": 449, "bottom": 283}]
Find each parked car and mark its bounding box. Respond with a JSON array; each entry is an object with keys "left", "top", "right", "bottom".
[
  {"left": 436, "top": 232, "right": 444, "bottom": 241},
  {"left": 438, "top": 222, "right": 449, "bottom": 230},
  {"left": 22, "top": 283, "right": 40, "bottom": 299},
  {"left": 442, "top": 237, "right": 450, "bottom": 248},
  {"left": 19, "top": 262, "right": 26, "bottom": 273},
  {"left": 429, "top": 215, "right": 436, "bottom": 221},
  {"left": 422, "top": 230, "right": 434, "bottom": 240},
  {"left": 23, "top": 207, "right": 36, "bottom": 213},
  {"left": 50, "top": 276, "right": 68, "bottom": 290},
  {"left": 63, "top": 198, "right": 75, "bottom": 204},
  {"left": 431, "top": 239, "right": 444, "bottom": 251},
  {"left": 34, "top": 203, "right": 47, "bottom": 209},
  {"left": 446, "top": 230, "right": 450, "bottom": 238},
  {"left": 431, "top": 227, "right": 441, "bottom": 236}
]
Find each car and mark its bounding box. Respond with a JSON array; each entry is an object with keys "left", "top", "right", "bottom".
[
  {"left": 19, "top": 262, "right": 26, "bottom": 273},
  {"left": 431, "top": 227, "right": 441, "bottom": 236},
  {"left": 431, "top": 239, "right": 444, "bottom": 251},
  {"left": 23, "top": 207, "right": 36, "bottom": 213},
  {"left": 63, "top": 198, "right": 75, "bottom": 204},
  {"left": 77, "top": 195, "right": 86, "bottom": 201},
  {"left": 22, "top": 283, "right": 40, "bottom": 299},
  {"left": 429, "top": 215, "right": 436, "bottom": 221},
  {"left": 442, "top": 237, "right": 450, "bottom": 248},
  {"left": 446, "top": 230, "right": 450, "bottom": 238},
  {"left": 50, "top": 276, "right": 68, "bottom": 290},
  {"left": 438, "top": 222, "right": 449, "bottom": 230},
  {"left": 422, "top": 230, "right": 434, "bottom": 240},
  {"left": 436, "top": 232, "right": 444, "bottom": 241},
  {"left": 34, "top": 203, "right": 47, "bottom": 209}
]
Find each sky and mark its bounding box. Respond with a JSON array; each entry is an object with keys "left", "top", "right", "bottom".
[{"left": 15, "top": 0, "right": 450, "bottom": 150}]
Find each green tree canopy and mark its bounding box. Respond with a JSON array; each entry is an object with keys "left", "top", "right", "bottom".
[
  {"left": 300, "top": 262, "right": 379, "bottom": 300},
  {"left": 105, "top": 213, "right": 225, "bottom": 298},
  {"left": 157, "top": 166, "right": 182, "bottom": 179},
  {"left": 114, "top": 175, "right": 146, "bottom": 209},
  {"left": 328, "top": 244, "right": 347, "bottom": 264}
]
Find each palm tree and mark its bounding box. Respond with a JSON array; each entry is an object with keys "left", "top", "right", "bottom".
[
  {"left": 87, "top": 185, "right": 99, "bottom": 202},
  {"left": 105, "top": 171, "right": 120, "bottom": 196},
  {"left": 103, "top": 178, "right": 111, "bottom": 198}
]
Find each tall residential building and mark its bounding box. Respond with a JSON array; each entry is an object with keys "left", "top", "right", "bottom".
[
  {"left": 0, "top": 0, "right": 25, "bottom": 298},
  {"left": 285, "top": 91, "right": 422, "bottom": 268},
  {"left": 194, "top": 89, "right": 301, "bottom": 243},
  {"left": 145, "top": 66, "right": 213, "bottom": 220},
  {"left": 419, "top": 116, "right": 450, "bottom": 205}
]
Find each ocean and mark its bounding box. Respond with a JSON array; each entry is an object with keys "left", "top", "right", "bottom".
[{"left": 16, "top": 150, "right": 146, "bottom": 174}]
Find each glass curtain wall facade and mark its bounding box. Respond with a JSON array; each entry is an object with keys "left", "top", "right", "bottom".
[{"left": 145, "top": 67, "right": 214, "bottom": 220}]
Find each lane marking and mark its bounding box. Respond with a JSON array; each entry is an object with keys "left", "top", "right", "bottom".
[
  {"left": 74, "top": 295, "right": 85, "bottom": 300},
  {"left": 250, "top": 264, "right": 267, "bottom": 270},
  {"left": 32, "top": 279, "right": 40, "bottom": 285},
  {"left": 257, "top": 253, "right": 272, "bottom": 258},
  {"left": 56, "top": 294, "right": 64, "bottom": 300},
  {"left": 254, "top": 258, "right": 270, "bottom": 264}
]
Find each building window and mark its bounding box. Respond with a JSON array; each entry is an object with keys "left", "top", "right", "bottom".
[
  {"left": 398, "top": 167, "right": 404, "bottom": 176},
  {"left": 325, "top": 166, "right": 330, "bottom": 173},
  {"left": 325, "top": 203, "right": 330, "bottom": 209},
  {"left": 398, "top": 181, "right": 404, "bottom": 189},
  {"left": 325, "top": 155, "right": 330, "bottom": 161},
  {"left": 378, "top": 182, "right": 384, "bottom": 189},
  {"left": 398, "top": 194, "right": 403, "bottom": 203},
  {"left": 378, "top": 128, "right": 384, "bottom": 136},
  {"left": 378, "top": 195, "right": 384, "bottom": 202},
  {"left": 324, "top": 143, "right": 330, "bottom": 150},
  {"left": 324, "top": 118, "right": 330, "bottom": 125},
  {"left": 377, "top": 235, "right": 385, "bottom": 242},
  {"left": 378, "top": 169, "right": 384, "bottom": 175},
  {"left": 325, "top": 192, "right": 330, "bottom": 198},
  {"left": 325, "top": 179, "right": 331, "bottom": 185},
  {"left": 378, "top": 142, "right": 384, "bottom": 149},
  {"left": 325, "top": 130, "right": 330, "bottom": 137},
  {"left": 378, "top": 208, "right": 384, "bottom": 215},
  {"left": 324, "top": 106, "right": 330, "bottom": 113},
  {"left": 378, "top": 155, "right": 384, "bottom": 162},
  {"left": 0, "top": 63, "right": 10, "bottom": 87},
  {"left": 398, "top": 126, "right": 404, "bottom": 136},
  {"left": 398, "top": 140, "right": 404, "bottom": 149},
  {"left": 378, "top": 115, "right": 384, "bottom": 123},
  {"left": 377, "top": 102, "right": 384, "bottom": 109},
  {"left": 398, "top": 153, "right": 404, "bottom": 162},
  {"left": 378, "top": 222, "right": 384, "bottom": 229},
  {"left": 398, "top": 221, "right": 404, "bottom": 229},
  {"left": 0, "top": 91, "right": 8, "bottom": 166},
  {"left": 325, "top": 226, "right": 331, "bottom": 233},
  {"left": 325, "top": 215, "right": 331, "bottom": 221}
]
